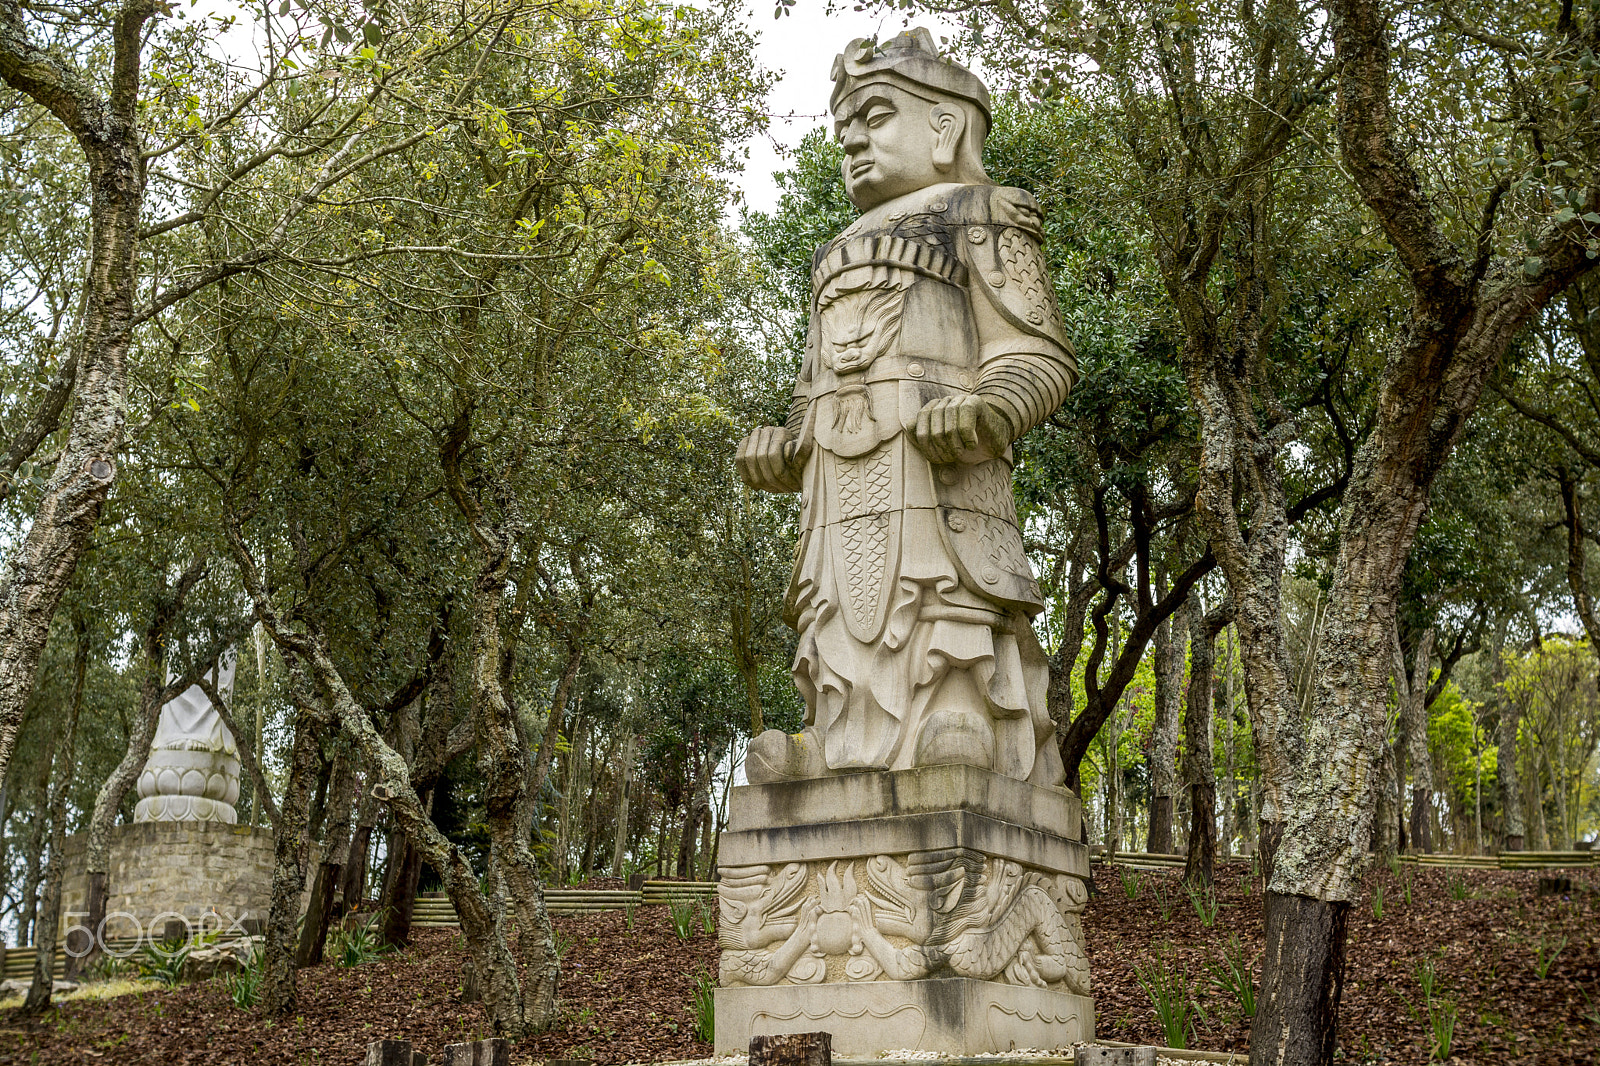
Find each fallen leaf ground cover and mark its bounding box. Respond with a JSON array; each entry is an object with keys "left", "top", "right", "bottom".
[
  {"left": 0, "top": 866, "right": 1593, "bottom": 1064},
  {"left": 1090, "top": 862, "right": 1599, "bottom": 1064}
]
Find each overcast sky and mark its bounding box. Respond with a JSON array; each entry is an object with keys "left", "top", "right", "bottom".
[{"left": 730, "top": 4, "right": 971, "bottom": 214}]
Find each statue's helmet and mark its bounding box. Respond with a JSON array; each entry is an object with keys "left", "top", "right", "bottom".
[{"left": 829, "top": 27, "right": 991, "bottom": 128}]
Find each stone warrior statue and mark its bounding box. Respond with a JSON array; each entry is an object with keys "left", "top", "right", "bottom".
[{"left": 738, "top": 29, "right": 1076, "bottom": 788}]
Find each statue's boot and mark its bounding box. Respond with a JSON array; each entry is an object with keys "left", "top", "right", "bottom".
[
  {"left": 745, "top": 726, "right": 829, "bottom": 783},
  {"left": 912, "top": 708, "right": 994, "bottom": 770}
]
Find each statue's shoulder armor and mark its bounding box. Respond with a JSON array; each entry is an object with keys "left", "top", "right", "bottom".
[{"left": 950, "top": 186, "right": 1067, "bottom": 350}]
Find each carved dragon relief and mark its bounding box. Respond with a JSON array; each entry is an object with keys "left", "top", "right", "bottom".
[{"left": 717, "top": 850, "right": 1090, "bottom": 996}]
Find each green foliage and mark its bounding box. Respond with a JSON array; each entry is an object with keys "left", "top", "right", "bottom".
[
  {"left": 1186, "top": 883, "right": 1220, "bottom": 928},
  {"left": 668, "top": 900, "right": 699, "bottom": 941},
  {"left": 1446, "top": 871, "right": 1470, "bottom": 901},
  {"left": 221, "top": 946, "right": 263, "bottom": 1010},
  {"left": 1119, "top": 867, "right": 1142, "bottom": 899},
  {"left": 1152, "top": 881, "right": 1176, "bottom": 923},
  {"left": 1208, "top": 935, "right": 1257, "bottom": 1020},
  {"left": 1532, "top": 934, "right": 1568, "bottom": 979},
  {"left": 331, "top": 913, "right": 389, "bottom": 968},
  {"left": 692, "top": 971, "right": 716, "bottom": 1043},
  {"left": 1136, "top": 945, "right": 1203, "bottom": 1049},
  {"left": 1413, "top": 961, "right": 1458, "bottom": 1061},
  {"left": 137, "top": 940, "right": 190, "bottom": 988},
  {"left": 1371, "top": 881, "right": 1384, "bottom": 920}
]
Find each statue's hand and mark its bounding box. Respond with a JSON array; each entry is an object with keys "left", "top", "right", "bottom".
[
  {"left": 736, "top": 426, "right": 802, "bottom": 493},
  {"left": 913, "top": 394, "right": 1011, "bottom": 464}
]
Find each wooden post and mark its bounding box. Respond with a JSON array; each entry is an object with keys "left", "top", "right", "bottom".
[
  {"left": 364, "top": 1039, "right": 425, "bottom": 1066},
  {"left": 749, "top": 1032, "right": 832, "bottom": 1066},
  {"left": 441, "top": 1038, "right": 511, "bottom": 1066}
]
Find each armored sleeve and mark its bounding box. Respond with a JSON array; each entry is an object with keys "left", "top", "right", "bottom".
[
  {"left": 784, "top": 310, "right": 818, "bottom": 438},
  {"left": 963, "top": 188, "right": 1078, "bottom": 440}
]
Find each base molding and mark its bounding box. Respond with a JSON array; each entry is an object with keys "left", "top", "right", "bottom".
[{"left": 714, "top": 978, "right": 1094, "bottom": 1055}]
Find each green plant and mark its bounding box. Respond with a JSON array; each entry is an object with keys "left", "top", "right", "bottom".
[
  {"left": 83, "top": 953, "right": 137, "bottom": 982},
  {"left": 668, "top": 899, "right": 698, "bottom": 941},
  {"left": 1402, "top": 875, "right": 1413, "bottom": 906},
  {"left": 623, "top": 904, "right": 636, "bottom": 932},
  {"left": 1207, "top": 935, "right": 1256, "bottom": 1020},
  {"left": 1579, "top": 986, "right": 1600, "bottom": 1027},
  {"left": 1186, "top": 883, "right": 1220, "bottom": 927},
  {"left": 1445, "top": 870, "right": 1469, "bottom": 901},
  {"left": 699, "top": 900, "right": 716, "bottom": 936},
  {"left": 222, "top": 946, "right": 263, "bottom": 1010},
  {"left": 137, "top": 938, "right": 190, "bottom": 988},
  {"left": 1135, "top": 947, "right": 1202, "bottom": 1048},
  {"left": 1414, "top": 961, "right": 1457, "bottom": 1061},
  {"left": 330, "top": 912, "right": 390, "bottom": 968},
  {"left": 553, "top": 928, "right": 577, "bottom": 961},
  {"left": 1152, "top": 882, "right": 1176, "bottom": 922},
  {"left": 1532, "top": 934, "right": 1568, "bottom": 979},
  {"left": 1371, "top": 882, "right": 1384, "bottom": 920},
  {"left": 692, "top": 971, "right": 716, "bottom": 1042},
  {"left": 1384, "top": 851, "right": 1401, "bottom": 877},
  {"left": 1119, "top": 867, "right": 1142, "bottom": 899}
]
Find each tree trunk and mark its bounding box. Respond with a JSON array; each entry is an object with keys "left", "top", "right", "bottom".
[
  {"left": 259, "top": 705, "right": 325, "bottom": 1015},
  {"left": 23, "top": 621, "right": 86, "bottom": 1013},
  {"left": 343, "top": 810, "right": 378, "bottom": 908},
  {"left": 1248, "top": 0, "right": 1599, "bottom": 1053},
  {"left": 14, "top": 727, "right": 56, "bottom": 947},
  {"left": 382, "top": 832, "right": 425, "bottom": 948},
  {"left": 0, "top": 4, "right": 157, "bottom": 788},
  {"left": 1147, "top": 589, "right": 1189, "bottom": 854},
  {"left": 1183, "top": 600, "right": 1229, "bottom": 888},
  {"left": 1220, "top": 625, "right": 1237, "bottom": 859},
  {"left": 612, "top": 733, "right": 635, "bottom": 877},
  {"left": 1370, "top": 738, "right": 1399, "bottom": 859},
  {"left": 1253, "top": 892, "right": 1347, "bottom": 1066},
  {"left": 1395, "top": 627, "right": 1435, "bottom": 854},
  {"left": 297, "top": 750, "right": 357, "bottom": 966}
]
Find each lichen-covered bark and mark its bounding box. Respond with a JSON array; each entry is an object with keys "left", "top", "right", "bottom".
[{"left": 0, "top": 0, "right": 158, "bottom": 787}]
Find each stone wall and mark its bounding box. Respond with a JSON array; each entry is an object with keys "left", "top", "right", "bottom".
[{"left": 59, "top": 822, "right": 278, "bottom": 940}]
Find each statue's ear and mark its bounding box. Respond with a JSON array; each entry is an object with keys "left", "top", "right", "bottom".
[{"left": 929, "top": 103, "right": 965, "bottom": 172}]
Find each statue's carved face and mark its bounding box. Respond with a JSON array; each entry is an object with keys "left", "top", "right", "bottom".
[{"left": 834, "top": 84, "right": 944, "bottom": 211}]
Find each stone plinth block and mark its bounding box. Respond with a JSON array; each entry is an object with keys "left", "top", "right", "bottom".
[
  {"left": 60, "top": 822, "right": 283, "bottom": 940},
  {"left": 716, "top": 766, "right": 1094, "bottom": 1056},
  {"left": 715, "top": 979, "right": 1093, "bottom": 1056}
]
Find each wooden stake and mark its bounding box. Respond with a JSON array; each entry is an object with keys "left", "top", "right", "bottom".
[
  {"left": 441, "top": 1038, "right": 511, "bottom": 1066},
  {"left": 749, "top": 1032, "right": 832, "bottom": 1066}
]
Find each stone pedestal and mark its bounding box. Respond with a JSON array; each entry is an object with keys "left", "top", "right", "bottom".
[
  {"left": 715, "top": 766, "right": 1094, "bottom": 1056},
  {"left": 59, "top": 822, "right": 277, "bottom": 940}
]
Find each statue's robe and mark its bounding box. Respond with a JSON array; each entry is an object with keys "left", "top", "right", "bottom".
[{"left": 783, "top": 182, "right": 1073, "bottom": 786}]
